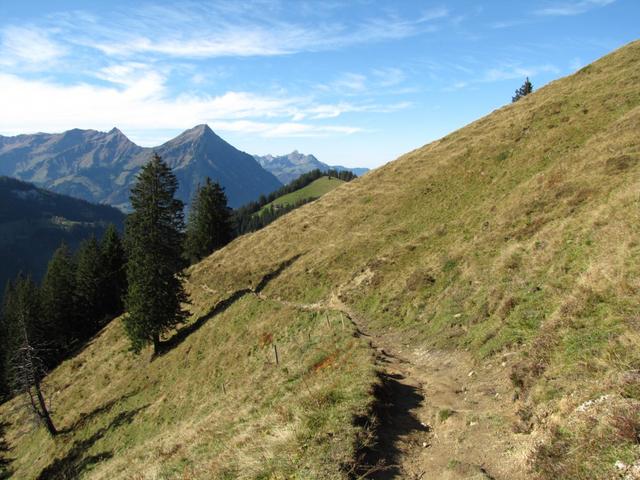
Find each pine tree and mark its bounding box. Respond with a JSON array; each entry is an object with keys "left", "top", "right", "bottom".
[
  {"left": 41, "top": 243, "right": 77, "bottom": 364},
  {"left": 185, "top": 178, "right": 232, "bottom": 263},
  {"left": 512, "top": 77, "right": 533, "bottom": 102},
  {"left": 124, "top": 154, "right": 189, "bottom": 354},
  {"left": 0, "top": 283, "right": 13, "bottom": 403},
  {"left": 100, "top": 224, "right": 127, "bottom": 317},
  {"left": 75, "top": 236, "right": 104, "bottom": 335},
  {"left": 3, "top": 275, "right": 57, "bottom": 436}
]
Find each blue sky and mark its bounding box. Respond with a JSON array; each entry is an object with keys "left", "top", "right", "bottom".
[{"left": 0, "top": 1, "right": 637, "bottom": 168}]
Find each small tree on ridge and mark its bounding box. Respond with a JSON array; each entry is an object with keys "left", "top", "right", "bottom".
[{"left": 512, "top": 77, "right": 533, "bottom": 102}]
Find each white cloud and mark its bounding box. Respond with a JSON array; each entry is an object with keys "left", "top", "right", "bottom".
[
  {"left": 0, "top": 73, "right": 367, "bottom": 142},
  {"left": 534, "top": 0, "right": 615, "bottom": 16},
  {"left": 0, "top": 25, "right": 67, "bottom": 69}
]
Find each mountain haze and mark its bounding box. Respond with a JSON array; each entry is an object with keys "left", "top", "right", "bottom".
[
  {"left": 254, "top": 150, "right": 368, "bottom": 184},
  {"left": 0, "top": 125, "right": 282, "bottom": 210},
  {"left": 2, "top": 41, "right": 640, "bottom": 479}
]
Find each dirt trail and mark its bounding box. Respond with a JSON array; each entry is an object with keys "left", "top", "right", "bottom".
[{"left": 256, "top": 289, "right": 533, "bottom": 479}]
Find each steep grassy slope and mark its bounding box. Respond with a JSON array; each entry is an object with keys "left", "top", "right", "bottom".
[
  {"left": 3, "top": 292, "right": 375, "bottom": 479},
  {"left": 259, "top": 176, "right": 345, "bottom": 213},
  {"left": 188, "top": 40, "right": 640, "bottom": 477},
  {"left": 2, "top": 40, "right": 640, "bottom": 479}
]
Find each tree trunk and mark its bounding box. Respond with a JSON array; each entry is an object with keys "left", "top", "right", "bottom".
[{"left": 34, "top": 380, "right": 57, "bottom": 436}]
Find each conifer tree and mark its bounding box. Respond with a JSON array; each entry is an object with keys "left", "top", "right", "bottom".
[
  {"left": 124, "top": 154, "right": 189, "bottom": 354},
  {"left": 0, "top": 283, "right": 12, "bottom": 402},
  {"left": 512, "top": 77, "right": 533, "bottom": 102},
  {"left": 185, "top": 178, "right": 232, "bottom": 263},
  {"left": 41, "top": 243, "right": 77, "bottom": 364},
  {"left": 75, "top": 236, "right": 104, "bottom": 335},
  {"left": 100, "top": 224, "right": 126, "bottom": 317},
  {"left": 3, "top": 275, "right": 57, "bottom": 436}
]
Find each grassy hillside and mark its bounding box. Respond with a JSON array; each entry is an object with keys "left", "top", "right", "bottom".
[
  {"left": 3, "top": 289, "right": 375, "bottom": 479},
  {"left": 259, "top": 176, "right": 344, "bottom": 213},
  {"left": 2, "top": 40, "right": 640, "bottom": 479}
]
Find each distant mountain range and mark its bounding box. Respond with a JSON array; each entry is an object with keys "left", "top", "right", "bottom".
[
  {"left": 0, "top": 176, "right": 125, "bottom": 288},
  {"left": 0, "top": 125, "right": 282, "bottom": 211},
  {"left": 253, "top": 150, "right": 369, "bottom": 184}
]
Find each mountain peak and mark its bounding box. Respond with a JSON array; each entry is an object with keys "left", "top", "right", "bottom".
[
  {"left": 170, "top": 124, "right": 218, "bottom": 145},
  {"left": 190, "top": 124, "right": 214, "bottom": 135}
]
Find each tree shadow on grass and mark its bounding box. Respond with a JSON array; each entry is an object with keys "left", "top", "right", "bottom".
[
  {"left": 351, "top": 372, "right": 428, "bottom": 479},
  {"left": 157, "top": 254, "right": 302, "bottom": 356},
  {"left": 37, "top": 404, "right": 149, "bottom": 480},
  {"left": 58, "top": 390, "right": 140, "bottom": 435},
  {"left": 0, "top": 422, "right": 12, "bottom": 479}
]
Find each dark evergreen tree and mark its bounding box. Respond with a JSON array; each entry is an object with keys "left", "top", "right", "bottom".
[
  {"left": 0, "top": 283, "right": 12, "bottom": 403},
  {"left": 124, "top": 154, "right": 189, "bottom": 354},
  {"left": 100, "top": 224, "right": 127, "bottom": 317},
  {"left": 75, "top": 236, "right": 104, "bottom": 335},
  {"left": 41, "top": 243, "right": 77, "bottom": 364},
  {"left": 512, "top": 77, "right": 533, "bottom": 102},
  {"left": 185, "top": 178, "right": 232, "bottom": 263},
  {"left": 3, "top": 275, "right": 57, "bottom": 436}
]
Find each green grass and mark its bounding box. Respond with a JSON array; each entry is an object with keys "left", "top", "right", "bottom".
[
  {"left": 259, "top": 176, "right": 344, "bottom": 214},
  {"left": 438, "top": 408, "right": 455, "bottom": 422}
]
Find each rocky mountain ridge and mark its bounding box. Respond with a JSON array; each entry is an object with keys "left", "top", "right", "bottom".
[{"left": 0, "top": 125, "right": 282, "bottom": 210}]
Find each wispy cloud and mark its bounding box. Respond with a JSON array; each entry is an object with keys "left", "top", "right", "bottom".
[
  {"left": 47, "top": 3, "right": 447, "bottom": 60},
  {"left": 0, "top": 25, "right": 67, "bottom": 69},
  {"left": 331, "top": 73, "right": 368, "bottom": 93},
  {"left": 417, "top": 7, "right": 449, "bottom": 22},
  {"left": 489, "top": 19, "right": 530, "bottom": 29},
  {"left": 316, "top": 67, "right": 412, "bottom": 96},
  {"left": 534, "top": 0, "right": 615, "bottom": 16},
  {"left": 373, "top": 68, "right": 406, "bottom": 87}
]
